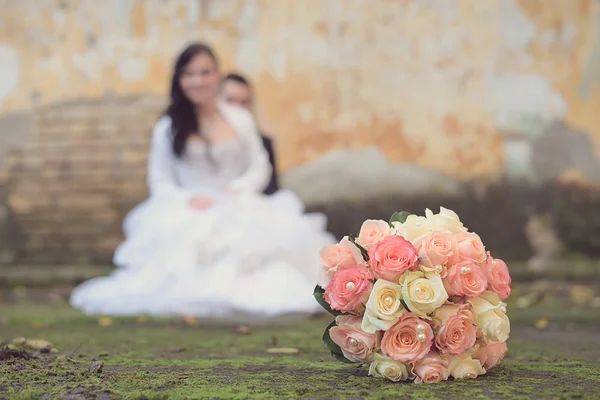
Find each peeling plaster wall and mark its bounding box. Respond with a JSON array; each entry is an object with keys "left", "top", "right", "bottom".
[{"left": 0, "top": 0, "right": 599, "bottom": 263}]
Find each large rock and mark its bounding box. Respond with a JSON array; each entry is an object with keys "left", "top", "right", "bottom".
[{"left": 281, "top": 146, "right": 464, "bottom": 205}]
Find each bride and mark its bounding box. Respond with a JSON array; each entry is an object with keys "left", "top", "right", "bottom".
[{"left": 70, "top": 43, "right": 336, "bottom": 317}]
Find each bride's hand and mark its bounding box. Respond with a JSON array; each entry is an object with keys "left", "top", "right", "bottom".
[{"left": 189, "top": 196, "right": 213, "bottom": 210}]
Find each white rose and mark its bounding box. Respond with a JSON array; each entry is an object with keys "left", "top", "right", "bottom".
[
  {"left": 362, "top": 280, "right": 406, "bottom": 333},
  {"left": 368, "top": 352, "right": 412, "bottom": 382},
  {"left": 445, "top": 353, "right": 486, "bottom": 379},
  {"left": 392, "top": 214, "right": 430, "bottom": 242},
  {"left": 468, "top": 291, "right": 511, "bottom": 342},
  {"left": 425, "top": 207, "right": 467, "bottom": 234},
  {"left": 399, "top": 271, "right": 448, "bottom": 319}
]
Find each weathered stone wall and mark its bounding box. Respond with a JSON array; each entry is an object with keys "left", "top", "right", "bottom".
[
  {"left": 0, "top": 0, "right": 599, "bottom": 264},
  {"left": 1, "top": 96, "right": 164, "bottom": 263}
]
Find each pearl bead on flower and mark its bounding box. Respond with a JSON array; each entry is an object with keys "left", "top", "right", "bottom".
[
  {"left": 346, "top": 282, "right": 356, "bottom": 290},
  {"left": 349, "top": 338, "right": 357, "bottom": 346},
  {"left": 461, "top": 266, "right": 471, "bottom": 274},
  {"left": 501, "top": 306, "right": 507, "bottom": 313},
  {"left": 416, "top": 333, "right": 427, "bottom": 342},
  {"left": 416, "top": 324, "right": 425, "bottom": 333},
  {"left": 384, "top": 296, "right": 394, "bottom": 306},
  {"left": 434, "top": 265, "right": 442, "bottom": 273}
]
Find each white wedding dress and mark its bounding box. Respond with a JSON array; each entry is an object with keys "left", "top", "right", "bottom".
[{"left": 70, "top": 103, "right": 336, "bottom": 317}]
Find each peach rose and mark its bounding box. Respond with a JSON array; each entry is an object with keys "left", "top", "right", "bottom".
[
  {"left": 480, "top": 252, "right": 511, "bottom": 300},
  {"left": 416, "top": 231, "right": 458, "bottom": 277},
  {"left": 319, "top": 236, "right": 366, "bottom": 288},
  {"left": 443, "top": 260, "right": 488, "bottom": 298},
  {"left": 413, "top": 350, "right": 450, "bottom": 384},
  {"left": 431, "top": 304, "right": 477, "bottom": 355},
  {"left": 368, "top": 235, "right": 418, "bottom": 282},
  {"left": 399, "top": 271, "right": 448, "bottom": 319},
  {"left": 392, "top": 214, "right": 430, "bottom": 242},
  {"left": 381, "top": 313, "right": 433, "bottom": 363},
  {"left": 368, "top": 353, "right": 412, "bottom": 382},
  {"left": 357, "top": 220, "right": 392, "bottom": 250},
  {"left": 425, "top": 207, "right": 467, "bottom": 234},
  {"left": 455, "top": 232, "right": 487, "bottom": 263},
  {"left": 329, "top": 315, "right": 380, "bottom": 363},
  {"left": 324, "top": 265, "right": 373, "bottom": 314},
  {"left": 473, "top": 340, "right": 508, "bottom": 370},
  {"left": 362, "top": 279, "right": 406, "bottom": 333},
  {"left": 468, "top": 291, "right": 510, "bottom": 343},
  {"left": 445, "top": 353, "right": 486, "bottom": 379}
]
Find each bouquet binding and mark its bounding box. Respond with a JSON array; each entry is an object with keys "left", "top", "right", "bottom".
[{"left": 314, "top": 208, "right": 511, "bottom": 383}]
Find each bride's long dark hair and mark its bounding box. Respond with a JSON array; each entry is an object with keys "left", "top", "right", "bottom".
[{"left": 165, "top": 43, "right": 219, "bottom": 158}]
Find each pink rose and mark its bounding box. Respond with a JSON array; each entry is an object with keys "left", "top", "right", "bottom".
[
  {"left": 455, "top": 232, "right": 487, "bottom": 263},
  {"left": 443, "top": 260, "right": 488, "bottom": 298},
  {"left": 480, "top": 252, "right": 511, "bottom": 300},
  {"left": 319, "top": 237, "right": 366, "bottom": 288},
  {"left": 324, "top": 265, "right": 373, "bottom": 314},
  {"left": 416, "top": 231, "right": 458, "bottom": 277},
  {"left": 431, "top": 304, "right": 477, "bottom": 355},
  {"left": 368, "top": 236, "right": 418, "bottom": 282},
  {"left": 473, "top": 340, "right": 507, "bottom": 370},
  {"left": 413, "top": 350, "right": 450, "bottom": 384},
  {"left": 357, "top": 220, "right": 392, "bottom": 250},
  {"left": 329, "top": 315, "right": 380, "bottom": 363},
  {"left": 381, "top": 313, "right": 433, "bottom": 363}
]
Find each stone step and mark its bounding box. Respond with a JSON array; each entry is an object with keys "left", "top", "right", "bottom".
[{"left": 0, "top": 260, "right": 599, "bottom": 288}]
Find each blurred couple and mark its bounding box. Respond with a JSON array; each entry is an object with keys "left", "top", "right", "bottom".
[{"left": 70, "top": 43, "right": 336, "bottom": 317}]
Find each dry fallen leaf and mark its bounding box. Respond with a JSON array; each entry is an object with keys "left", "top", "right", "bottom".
[
  {"left": 232, "top": 325, "right": 252, "bottom": 335},
  {"left": 570, "top": 285, "right": 595, "bottom": 306},
  {"left": 266, "top": 347, "right": 300, "bottom": 354},
  {"left": 98, "top": 317, "right": 113, "bottom": 327},
  {"left": 182, "top": 316, "right": 198, "bottom": 326},
  {"left": 535, "top": 317, "right": 548, "bottom": 329}
]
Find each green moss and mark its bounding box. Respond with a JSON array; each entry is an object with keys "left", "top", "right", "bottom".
[{"left": 1, "top": 301, "right": 599, "bottom": 399}]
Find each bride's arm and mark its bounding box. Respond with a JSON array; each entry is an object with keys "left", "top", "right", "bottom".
[
  {"left": 226, "top": 108, "right": 272, "bottom": 194},
  {"left": 146, "top": 117, "right": 193, "bottom": 201}
]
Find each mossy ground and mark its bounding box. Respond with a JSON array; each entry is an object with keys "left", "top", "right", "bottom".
[{"left": 1, "top": 301, "right": 599, "bottom": 400}]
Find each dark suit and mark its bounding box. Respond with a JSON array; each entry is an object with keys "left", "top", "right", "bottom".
[{"left": 261, "top": 134, "right": 279, "bottom": 195}]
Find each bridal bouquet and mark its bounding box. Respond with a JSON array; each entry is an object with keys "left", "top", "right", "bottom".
[{"left": 314, "top": 208, "right": 511, "bottom": 383}]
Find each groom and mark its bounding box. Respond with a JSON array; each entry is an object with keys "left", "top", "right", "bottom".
[{"left": 219, "top": 73, "right": 279, "bottom": 195}]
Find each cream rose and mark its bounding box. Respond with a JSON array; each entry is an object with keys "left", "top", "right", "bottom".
[
  {"left": 357, "top": 219, "right": 392, "bottom": 250},
  {"left": 399, "top": 271, "right": 448, "bottom": 319},
  {"left": 445, "top": 353, "right": 486, "bottom": 379},
  {"left": 362, "top": 280, "right": 406, "bottom": 333},
  {"left": 392, "top": 214, "right": 430, "bottom": 242},
  {"left": 329, "top": 315, "right": 380, "bottom": 363},
  {"left": 413, "top": 351, "right": 450, "bottom": 384},
  {"left": 468, "top": 291, "right": 510, "bottom": 343},
  {"left": 425, "top": 207, "right": 467, "bottom": 234},
  {"left": 368, "top": 352, "right": 412, "bottom": 382}
]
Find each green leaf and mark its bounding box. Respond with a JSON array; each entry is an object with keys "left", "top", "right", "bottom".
[
  {"left": 348, "top": 234, "right": 370, "bottom": 261},
  {"left": 322, "top": 320, "right": 356, "bottom": 364},
  {"left": 313, "top": 285, "right": 344, "bottom": 316},
  {"left": 389, "top": 211, "right": 411, "bottom": 227}
]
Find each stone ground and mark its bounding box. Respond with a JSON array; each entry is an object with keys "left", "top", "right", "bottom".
[{"left": 1, "top": 294, "right": 600, "bottom": 400}]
